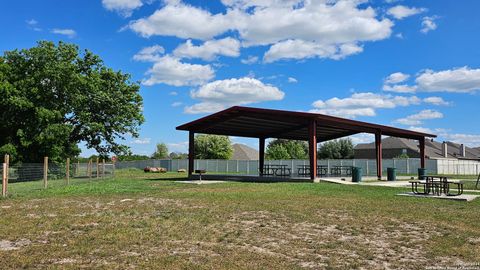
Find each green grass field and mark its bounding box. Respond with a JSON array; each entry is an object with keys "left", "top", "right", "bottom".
[{"left": 1, "top": 170, "right": 479, "bottom": 269}]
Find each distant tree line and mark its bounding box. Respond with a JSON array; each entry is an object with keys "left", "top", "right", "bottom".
[{"left": 76, "top": 136, "right": 354, "bottom": 162}]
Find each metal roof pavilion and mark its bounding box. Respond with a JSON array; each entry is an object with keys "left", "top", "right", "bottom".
[{"left": 177, "top": 106, "right": 437, "bottom": 180}]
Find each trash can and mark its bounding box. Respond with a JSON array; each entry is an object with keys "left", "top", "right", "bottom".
[
  {"left": 387, "top": 168, "right": 396, "bottom": 181},
  {"left": 352, "top": 167, "right": 362, "bottom": 182},
  {"left": 418, "top": 168, "right": 426, "bottom": 180}
]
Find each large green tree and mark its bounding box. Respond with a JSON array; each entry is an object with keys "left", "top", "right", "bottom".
[
  {"left": 152, "top": 143, "right": 169, "bottom": 159},
  {"left": 265, "top": 139, "right": 308, "bottom": 160},
  {"left": 318, "top": 138, "right": 354, "bottom": 159},
  {"left": 194, "top": 134, "right": 233, "bottom": 159},
  {"left": 0, "top": 41, "right": 144, "bottom": 163}
]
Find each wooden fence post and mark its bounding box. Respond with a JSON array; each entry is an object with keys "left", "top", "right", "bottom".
[
  {"left": 4, "top": 154, "right": 9, "bottom": 195},
  {"left": 88, "top": 159, "right": 92, "bottom": 179},
  {"left": 102, "top": 159, "right": 105, "bottom": 178},
  {"left": 2, "top": 163, "right": 7, "bottom": 197},
  {"left": 76, "top": 160, "right": 80, "bottom": 177},
  {"left": 96, "top": 157, "right": 99, "bottom": 178},
  {"left": 43, "top": 156, "right": 48, "bottom": 189},
  {"left": 66, "top": 158, "right": 70, "bottom": 185}
]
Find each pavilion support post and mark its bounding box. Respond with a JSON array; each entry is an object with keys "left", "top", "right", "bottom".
[
  {"left": 259, "top": 137, "right": 265, "bottom": 176},
  {"left": 308, "top": 120, "right": 317, "bottom": 180},
  {"left": 188, "top": 131, "right": 195, "bottom": 178},
  {"left": 375, "top": 132, "right": 382, "bottom": 180},
  {"left": 419, "top": 138, "right": 426, "bottom": 169}
]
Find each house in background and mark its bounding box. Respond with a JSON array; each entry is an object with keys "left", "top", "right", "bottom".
[
  {"left": 232, "top": 143, "right": 259, "bottom": 160},
  {"left": 354, "top": 137, "right": 480, "bottom": 161}
]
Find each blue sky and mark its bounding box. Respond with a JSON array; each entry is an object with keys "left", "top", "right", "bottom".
[{"left": 2, "top": 0, "right": 480, "bottom": 156}]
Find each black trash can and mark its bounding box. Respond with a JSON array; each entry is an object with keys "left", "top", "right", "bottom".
[
  {"left": 387, "top": 168, "right": 396, "bottom": 181},
  {"left": 352, "top": 167, "right": 362, "bottom": 182},
  {"left": 418, "top": 168, "right": 427, "bottom": 180}
]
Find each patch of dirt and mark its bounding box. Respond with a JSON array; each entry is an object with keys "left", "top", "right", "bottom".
[
  {"left": 0, "top": 239, "right": 31, "bottom": 251},
  {"left": 209, "top": 210, "right": 452, "bottom": 269}
]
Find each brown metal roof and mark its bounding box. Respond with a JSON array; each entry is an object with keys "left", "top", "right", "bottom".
[{"left": 176, "top": 106, "right": 437, "bottom": 141}]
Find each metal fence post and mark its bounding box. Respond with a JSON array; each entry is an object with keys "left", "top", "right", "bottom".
[{"left": 366, "top": 159, "right": 369, "bottom": 176}]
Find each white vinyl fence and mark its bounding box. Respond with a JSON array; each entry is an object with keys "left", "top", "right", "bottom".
[{"left": 114, "top": 158, "right": 471, "bottom": 176}]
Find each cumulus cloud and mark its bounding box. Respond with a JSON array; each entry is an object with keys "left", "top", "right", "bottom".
[
  {"left": 382, "top": 72, "right": 418, "bottom": 93},
  {"left": 263, "top": 40, "right": 363, "bottom": 63},
  {"left": 102, "top": 0, "right": 144, "bottom": 17},
  {"left": 130, "top": 137, "right": 151, "bottom": 145},
  {"left": 128, "top": 0, "right": 393, "bottom": 62},
  {"left": 387, "top": 5, "right": 426, "bottom": 20},
  {"left": 311, "top": 92, "right": 421, "bottom": 118},
  {"left": 51, "top": 28, "right": 76, "bottom": 38},
  {"left": 142, "top": 56, "right": 214, "bottom": 87},
  {"left": 133, "top": 45, "right": 165, "bottom": 62},
  {"left": 384, "top": 72, "right": 409, "bottom": 84},
  {"left": 423, "top": 96, "right": 450, "bottom": 106},
  {"left": 395, "top": 109, "right": 443, "bottom": 126},
  {"left": 26, "top": 19, "right": 42, "bottom": 31},
  {"left": 241, "top": 55, "right": 258, "bottom": 65},
  {"left": 171, "top": 102, "right": 183, "bottom": 107},
  {"left": 441, "top": 133, "right": 480, "bottom": 147},
  {"left": 383, "top": 84, "right": 417, "bottom": 93},
  {"left": 185, "top": 77, "right": 284, "bottom": 114},
  {"left": 421, "top": 16, "right": 437, "bottom": 33},
  {"left": 288, "top": 77, "right": 298, "bottom": 83},
  {"left": 415, "top": 67, "right": 480, "bottom": 93},
  {"left": 173, "top": 37, "right": 240, "bottom": 61}
]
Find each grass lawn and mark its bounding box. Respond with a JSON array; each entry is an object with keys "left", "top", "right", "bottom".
[{"left": 1, "top": 169, "right": 479, "bottom": 269}]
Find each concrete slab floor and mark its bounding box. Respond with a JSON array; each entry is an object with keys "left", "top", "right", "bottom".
[
  {"left": 175, "top": 180, "right": 226, "bottom": 185},
  {"left": 397, "top": 192, "right": 479, "bottom": 202}
]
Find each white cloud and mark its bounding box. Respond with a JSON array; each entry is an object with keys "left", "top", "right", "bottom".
[
  {"left": 384, "top": 72, "right": 409, "bottom": 84},
  {"left": 142, "top": 56, "right": 214, "bottom": 87},
  {"left": 241, "top": 55, "right": 258, "bottom": 65},
  {"left": 310, "top": 107, "right": 376, "bottom": 118},
  {"left": 131, "top": 137, "right": 151, "bottom": 145},
  {"left": 169, "top": 91, "right": 178, "bottom": 96},
  {"left": 416, "top": 67, "right": 480, "bottom": 93},
  {"left": 171, "top": 102, "right": 183, "bottom": 107},
  {"left": 382, "top": 84, "right": 417, "bottom": 93},
  {"left": 311, "top": 92, "right": 421, "bottom": 118},
  {"left": 167, "top": 141, "right": 189, "bottom": 152},
  {"left": 383, "top": 72, "right": 417, "bottom": 93},
  {"left": 349, "top": 133, "right": 375, "bottom": 145},
  {"left": 173, "top": 37, "right": 240, "bottom": 61},
  {"left": 263, "top": 39, "right": 363, "bottom": 63},
  {"left": 421, "top": 16, "right": 437, "bottom": 34},
  {"left": 423, "top": 96, "right": 450, "bottom": 106},
  {"left": 128, "top": 0, "right": 393, "bottom": 62},
  {"left": 387, "top": 5, "right": 426, "bottom": 20},
  {"left": 51, "top": 28, "right": 76, "bottom": 38},
  {"left": 441, "top": 133, "right": 480, "bottom": 147},
  {"left": 288, "top": 77, "right": 298, "bottom": 83},
  {"left": 26, "top": 19, "right": 42, "bottom": 31},
  {"left": 395, "top": 109, "right": 443, "bottom": 126},
  {"left": 128, "top": 2, "right": 233, "bottom": 39},
  {"left": 133, "top": 45, "right": 165, "bottom": 62},
  {"left": 102, "top": 0, "right": 144, "bottom": 17},
  {"left": 185, "top": 77, "right": 284, "bottom": 114},
  {"left": 408, "top": 126, "right": 434, "bottom": 134}
]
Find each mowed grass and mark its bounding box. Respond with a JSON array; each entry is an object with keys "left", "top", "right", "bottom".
[{"left": 0, "top": 170, "right": 479, "bottom": 269}]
